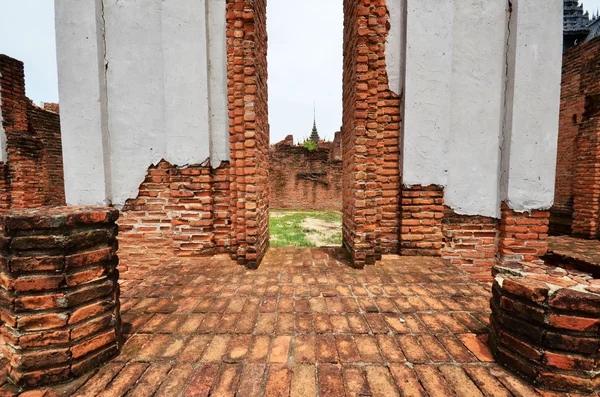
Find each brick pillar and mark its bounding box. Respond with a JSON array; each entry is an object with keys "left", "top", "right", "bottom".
[
  {"left": 572, "top": 98, "right": 600, "bottom": 239},
  {"left": 0, "top": 55, "right": 44, "bottom": 210},
  {"left": 343, "top": 0, "right": 401, "bottom": 266},
  {"left": 226, "top": 0, "right": 270, "bottom": 269},
  {"left": 0, "top": 207, "right": 121, "bottom": 389},
  {"left": 497, "top": 203, "right": 549, "bottom": 265},
  {"left": 399, "top": 185, "right": 444, "bottom": 256}
]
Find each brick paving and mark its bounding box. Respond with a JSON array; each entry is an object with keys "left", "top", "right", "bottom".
[{"left": 0, "top": 247, "right": 585, "bottom": 396}]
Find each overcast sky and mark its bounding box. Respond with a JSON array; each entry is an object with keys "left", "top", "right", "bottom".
[{"left": 1, "top": 0, "right": 598, "bottom": 144}]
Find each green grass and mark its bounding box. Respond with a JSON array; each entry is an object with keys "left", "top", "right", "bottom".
[{"left": 270, "top": 210, "right": 342, "bottom": 247}]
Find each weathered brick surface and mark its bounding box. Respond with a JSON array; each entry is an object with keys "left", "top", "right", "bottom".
[
  {"left": 0, "top": 54, "right": 65, "bottom": 210},
  {"left": 400, "top": 185, "right": 444, "bottom": 257},
  {"left": 342, "top": 0, "right": 401, "bottom": 266},
  {"left": 226, "top": 0, "right": 270, "bottom": 269},
  {"left": 491, "top": 261, "right": 600, "bottom": 394},
  {"left": 442, "top": 210, "right": 498, "bottom": 282},
  {"left": 0, "top": 206, "right": 121, "bottom": 390},
  {"left": 553, "top": 36, "right": 600, "bottom": 237},
  {"left": 547, "top": 235, "right": 600, "bottom": 275},
  {"left": 497, "top": 204, "right": 549, "bottom": 265},
  {"left": 269, "top": 143, "right": 342, "bottom": 211},
  {"left": 0, "top": 247, "right": 560, "bottom": 396},
  {"left": 118, "top": 160, "right": 231, "bottom": 273}
]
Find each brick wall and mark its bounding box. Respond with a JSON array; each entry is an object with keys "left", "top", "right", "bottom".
[
  {"left": 118, "top": 160, "right": 230, "bottom": 274},
  {"left": 269, "top": 143, "right": 342, "bottom": 211},
  {"left": 553, "top": 36, "right": 600, "bottom": 237},
  {"left": 226, "top": 0, "right": 270, "bottom": 269},
  {"left": 0, "top": 54, "right": 65, "bottom": 210},
  {"left": 330, "top": 131, "right": 342, "bottom": 161},
  {"left": 497, "top": 204, "right": 549, "bottom": 265},
  {"left": 118, "top": 0, "right": 272, "bottom": 271},
  {"left": 342, "top": 0, "right": 401, "bottom": 266},
  {"left": 400, "top": 185, "right": 444, "bottom": 256},
  {"left": 42, "top": 102, "right": 60, "bottom": 114},
  {"left": 27, "top": 104, "right": 65, "bottom": 207},
  {"left": 442, "top": 209, "right": 498, "bottom": 282}
]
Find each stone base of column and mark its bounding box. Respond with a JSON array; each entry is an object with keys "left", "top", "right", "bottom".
[
  {"left": 490, "top": 261, "right": 600, "bottom": 395},
  {"left": 497, "top": 203, "right": 549, "bottom": 265},
  {"left": 0, "top": 206, "right": 121, "bottom": 389}
]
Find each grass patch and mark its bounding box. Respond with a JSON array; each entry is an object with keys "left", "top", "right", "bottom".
[{"left": 270, "top": 210, "right": 342, "bottom": 247}]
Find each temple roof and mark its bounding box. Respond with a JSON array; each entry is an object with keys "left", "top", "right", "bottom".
[{"left": 564, "top": 0, "right": 595, "bottom": 34}]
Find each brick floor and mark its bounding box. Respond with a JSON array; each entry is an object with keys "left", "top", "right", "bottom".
[
  {"left": 0, "top": 247, "right": 584, "bottom": 396},
  {"left": 548, "top": 235, "right": 600, "bottom": 271}
]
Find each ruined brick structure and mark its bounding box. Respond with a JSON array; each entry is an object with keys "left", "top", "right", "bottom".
[
  {"left": 441, "top": 210, "right": 498, "bottom": 282},
  {"left": 54, "top": 0, "right": 562, "bottom": 280},
  {"left": 342, "top": 0, "right": 401, "bottom": 266},
  {"left": 0, "top": 207, "right": 121, "bottom": 388},
  {"left": 0, "top": 55, "right": 65, "bottom": 210},
  {"left": 553, "top": 35, "right": 600, "bottom": 239},
  {"left": 4, "top": 0, "right": 573, "bottom": 393},
  {"left": 118, "top": 161, "right": 231, "bottom": 272},
  {"left": 269, "top": 137, "right": 342, "bottom": 211},
  {"left": 491, "top": 260, "right": 600, "bottom": 394},
  {"left": 226, "top": 0, "right": 269, "bottom": 269}
]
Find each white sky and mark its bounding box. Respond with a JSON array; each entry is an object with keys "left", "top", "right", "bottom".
[
  {"left": 0, "top": 0, "right": 596, "bottom": 143},
  {"left": 267, "top": 0, "right": 343, "bottom": 143}
]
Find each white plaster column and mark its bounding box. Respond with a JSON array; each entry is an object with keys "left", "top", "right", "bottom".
[
  {"left": 401, "top": 0, "right": 454, "bottom": 187},
  {"left": 56, "top": 0, "right": 230, "bottom": 207},
  {"left": 445, "top": 0, "right": 508, "bottom": 218},
  {"left": 207, "top": 0, "right": 230, "bottom": 164},
  {"left": 55, "top": 0, "right": 109, "bottom": 205},
  {"left": 386, "top": 0, "right": 404, "bottom": 97},
  {"left": 501, "top": 0, "right": 563, "bottom": 211},
  {"left": 162, "top": 0, "right": 211, "bottom": 166},
  {"left": 103, "top": 0, "right": 166, "bottom": 206}
]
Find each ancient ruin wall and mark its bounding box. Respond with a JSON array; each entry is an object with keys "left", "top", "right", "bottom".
[
  {"left": 553, "top": 41, "right": 583, "bottom": 219},
  {"left": 0, "top": 55, "right": 65, "bottom": 210},
  {"left": 553, "top": 36, "right": 600, "bottom": 238},
  {"left": 118, "top": 161, "right": 230, "bottom": 274},
  {"left": 269, "top": 145, "right": 342, "bottom": 211}
]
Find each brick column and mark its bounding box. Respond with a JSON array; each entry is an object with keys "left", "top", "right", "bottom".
[
  {"left": 0, "top": 207, "right": 121, "bottom": 389},
  {"left": 0, "top": 55, "right": 43, "bottom": 210},
  {"left": 342, "top": 0, "right": 400, "bottom": 266},
  {"left": 226, "top": 0, "right": 270, "bottom": 269},
  {"left": 572, "top": 98, "right": 600, "bottom": 239},
  {"left": 497, "top": 203, "right": 549, "bottom": 265}
]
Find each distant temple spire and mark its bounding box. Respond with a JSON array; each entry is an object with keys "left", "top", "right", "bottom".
[{"left": 310, "top": 103, "right": 320, "bottom": 143}]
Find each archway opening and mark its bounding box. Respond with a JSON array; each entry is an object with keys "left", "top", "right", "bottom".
[{"left": 266, "top": 0, "right": 344, "bottom": 249}]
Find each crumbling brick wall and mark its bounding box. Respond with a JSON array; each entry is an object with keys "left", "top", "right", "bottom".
[
  {"left": 118, "top": 160, "right": 230, "bottom": 273},
  {"left": 27, "top": 103, "right": 65, "bottom": 207},
  {"left": 0, "top": 54, "right": 65, "bottom": 210},
  {"left": 269, "top": 143, "right": 342, "bottom": 211},
  {"left": 553, "top": 36, "right": 600, "bottom": 237}
]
